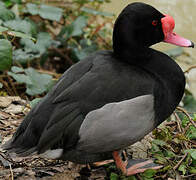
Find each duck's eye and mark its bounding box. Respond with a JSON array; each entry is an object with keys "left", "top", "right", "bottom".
[{"left": 152, "top": 20, "right": 158, "bottom": 26}]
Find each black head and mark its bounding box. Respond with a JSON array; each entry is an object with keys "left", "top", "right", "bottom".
[
  {"left": 113, "top": 2, "right": 193, "bottom": 59},
  {"left": 113, "top": 2, "right": 165, "bottom": 58}
]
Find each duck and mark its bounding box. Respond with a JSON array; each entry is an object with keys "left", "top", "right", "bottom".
[{"left": 2, "top": 2, "right": 194, "bottom": 176}]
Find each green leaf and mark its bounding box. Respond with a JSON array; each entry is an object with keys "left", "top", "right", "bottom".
[
  {"left": 183, "top": 91, "right": 196, "bottom": 112},
  {"left": 193, "top": 159, "right": 196, "bottom": 166},
  {"left": 8, "top": 31, "right": 36, "bottom": 42},
  {"left": 194, "top": 114, "right": 196, "bottom": 121},
  {"left": 0, "top": 6, "right": 15, "bottom": 21},
  {"left": 4, "top": 1, "right": 13, "bottom": 7},
  {"left": 186, "top": 125, "right": 196, "bottom": 140},
  {"left": 71, "top": 16, "right": 88, "bottom": 36},
  {"left": 181, "top": 116, "right": 189, "bottom": 128},
  {"left": 11, "top": 66, "right": 24, "bottom": 73},
  {"left": 164, "top": 150, "right": 175, "bottom": 158},
  {"left": 151, "top": 143, "right": 161, "bottom": 154},
  {"left": 71, "top": 39, "right": 97, "bottom": 60},
  {"left": 189, "top": 166, "right": 196, "bottom": 174},
  {"left": 110, "top": 172, "right": 118, "bottom": 180},
  {"left": 0, "top": 82, "right": 3, "bottom": 88},
  {"left": 4, "top": 19, "right": 37, "bottom": 36},
  {"left": 39, "top": 4, "right": 63, "bottom": 22},
  {"left": 185, "top": 149, "right": 196, "bottom": 160},
  {"left": 0, "top": 39, "right": 12, "bottom": 71},
  {"left": 22, "top": 32, "right": 51, "bottom": 53},
  {"left": 152, "top": 139, "right": 166, "bottom": 146},
  {"left": 72, "top": 43, "right": 97, "bottom": 60},
  {"left": 0, "top": 26, "right": 36, "bottom": 41},
  {"left": 58, "top": 16, "right": 87, "bottom": 40},
  {"left": 13, "top": 49, "right": 39, "bottom": 64},
  {"left": 26, "top": 3, "right": 63, "bottom": 22},
  {"left": 13, "top": 32, "right": 52, "bottom": 64},
  {"left": 124, "top": 176, "right": 137, "bottom": 180},
  {"left": 8, "top": 67, "right": 53, "bottom": 95},
  {"left": 24, "top": 68, "right": 53, "bottom": 95},
  {"left": 8, "top": 71, "right": 32, "bottom": 84},
  {"left": 30, "top": 98, "right": 41, "bottom": 108},
  {"left": 0, "top": 26, "right": 8, "bottom": 33},
  {"left": 26, "top": 3, "right": 39, "bottom": 15},
  {"left": 178, "top": 164, "right": 187, "bottom": 175},
  {"left": 58, "top": 25, "right": 74, "bottom": 41},
  {"left": 142, "top": 169, "right": 156, "bottom": 178},
  {"left": 153, "top": 154, "right": 167, "bottom": 164},
  {"left": 161, "top": 165, "right": 172, "bottom": 172}
]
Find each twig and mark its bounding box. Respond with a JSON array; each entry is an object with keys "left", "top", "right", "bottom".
[
  {"left": 177, "top": 107, "right": 196, "bottom": 128},
  {"left": 0, "top": 153, "right": 14, "bottom": 164},
  {"left": 96, "top": 33, "right": 112, "bottom": 49},
  {"left": 136, "top": 174, "right": 143, "bottom": 180},
  {"left": 188, "top": 139, "right": 196, "bottom": 145},
  {"left": 1, "top": 79, "right": 14, "bottom": 95},
  {"left": 37, "top": 69, "right": 61, "bottom": 78},
  {"left": 184, "top": 123, "right": 191, "bottom": 133},
  {"left": 50, "top": 47, "right": 74, "bottom": 65},
  {"left": 154, "top": 174, "right": 167, "bottom": 179},
  {"left": 184, "top": 65, "right": 196, "bottom": 73},
  {"left": 182, "top": 174, "right": 196, "bottom": 179},
  {"left": 91, "top": 23, "right": 106, "bottom": 37},
  {"left": 173, "top": 112, "right": 183, "bottom": 133},
  {"left": 176, "top": 110, "right": 196, "bottom": 115},
  {"left": 9, "top": 164, "right": 14, "bottom": 180},
  {"left": 173, "top": 153, "right": 188, "bottom": 170},
  {"left": 7, "top": 73, "right": 18, "bottom": 96}
]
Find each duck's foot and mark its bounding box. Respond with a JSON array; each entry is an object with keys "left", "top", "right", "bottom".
[
  {"left": 93, "top": 159, "right": 114, "bottom": 166},
  {"left": 112, "top": 151, "right": 163, "bottom": 176}
]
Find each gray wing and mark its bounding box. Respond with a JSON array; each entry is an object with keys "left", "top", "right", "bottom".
[{"left": 77, "top": 94, "right": 155, "bottom": 153}]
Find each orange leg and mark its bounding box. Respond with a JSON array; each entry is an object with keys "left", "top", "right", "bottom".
[
  {"left": 113, "top": 151, "right": 127, "bottom": 174},
  {"left": 112, "top": 151, "right": 163, "bottom": 176},
  {"left": 93, "top": 159, "right": 114, "bottom": 166}
]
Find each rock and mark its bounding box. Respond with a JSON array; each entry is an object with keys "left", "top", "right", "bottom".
[
  {"left": 0, "top": 155, "right": 11, "bottom": 168},
  {"left": 4, "top": 104, "right": 24, "bottom": 114},
  {"left": 127, "top": 133, "right": 153, "bottom": 159},
  {"left": 7, "top": 96, "right": 21, "bottom": 102},
  {"left": 0, "top": 97, "right": 12, "bottom": 108},
  {"left": 0, "top": 111, "right": 11, "bottom": 119},
  {"left": 0, "top": 96, "right": 28, "bottom": 114},
  {"left": 50, "top": 170, "right": 80, "bottom": 180},
  {"left": 0, "top": 169, "right": 10, "bottom": 177}
]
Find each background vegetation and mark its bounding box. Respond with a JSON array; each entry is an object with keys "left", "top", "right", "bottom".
[{"left": 0, "top": 0, "right": 195, "bottom": 179}]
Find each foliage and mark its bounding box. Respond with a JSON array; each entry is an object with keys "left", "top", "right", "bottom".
[
  {"left": 150, "top": 113, "right": 196, "bottom": 178},
  {"left": 8, "top": 66, "right": 54, "bottom": 95},
  {"left": 0, "top": 39, "right": 12, "bottom": 71},
  {"left": 26, "top": 3, "right": 63, "bottom": 21},
  {"left": 0, "top": 0, "right": 113, "bottom": 99}
]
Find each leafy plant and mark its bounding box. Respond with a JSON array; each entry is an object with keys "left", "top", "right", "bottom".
[
  {"left": 0, "top": 39, "right": 12, "bottom": 71},
  {"left": 0, "top": 0, "right": 113, "bottom": 98},
  {"left": 8, "top": 66, "right": 54, "bottom": 95},
  {"left": 26, "top": 3, "right": 63, "bottom": 22}
]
